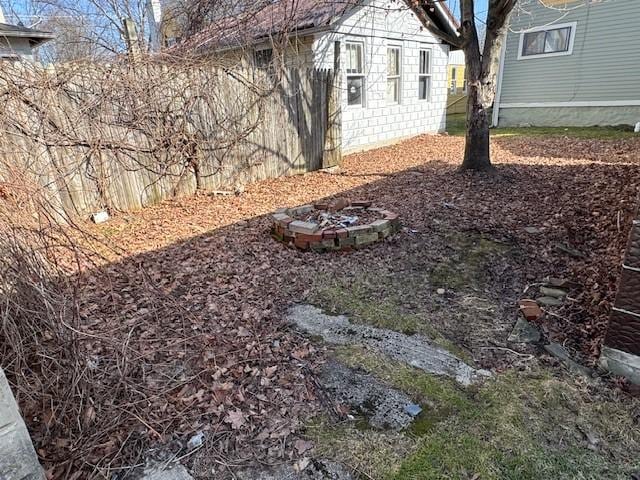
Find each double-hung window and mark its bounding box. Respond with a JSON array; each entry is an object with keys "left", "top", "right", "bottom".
[
  {"left": 387, "top": 46, "right": 401, "bottom": 104},
  {"left": 254, "top": 48, "right": 274, "bottom": 70},
  {"left": 519, "top": 22, "right": 576, "bottom": 59},
  {"left": 418, "top": 48, "right": 431, "bottom": 100},
  {"left": 346, "top": 41, "right": 365, "bottom": 107}
]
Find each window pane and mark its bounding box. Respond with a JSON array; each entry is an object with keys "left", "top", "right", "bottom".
[
  {"left": 387, "top": 78, "right": 399, "bottom": 103},
  {"left": 545, "top": 27, "right": 570, "bottom": 53},
  {"left": 419, "top": 76, "right": 430, "bottom": 100},
  {"left": 387, "top": 48, "right": 399, "bottom": 76},
  {"left": 522, "top": 31, "right": 545, "bottom": 55},
  {"left": 346, "top": 43, "right": 362, "bottom": 74},
  {"left": 419, "top": 50, "right": 430, "bottom": 74},
  {"left": 255, "top": 48, "right": 273, "bottom": 69},
  {"left": 347, "top": 77, "right": 363, "bottom": 106}
]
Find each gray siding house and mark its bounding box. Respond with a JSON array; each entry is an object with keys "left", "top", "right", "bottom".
[
  {"left": 493, "top": 0, "right": 640, "bottom": 127},
  {"left": 0, "top": 23, "right": 54, "bottom": 61}
]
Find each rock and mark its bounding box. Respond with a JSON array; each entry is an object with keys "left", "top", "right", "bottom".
[
  {"left": 236, "top": 220, "right": 249, "bottom": 228},
  {"left": 319, "top": 360, "right": 418, "bottom": 431},
  {"left": 544, "top": 277, "right": 578, "bottom": 289},
  {"left": 544, "top": 343, "right": 593, "bottom": 377},
  {"left": 539, "top": 286, "right": 567, "bottom": 299},
  {"left": 508, "top": 318, "right": 541, "bottom": 344},
  {"left": 518, "top": 299, "right": 543, "bottom": 321},
  {"left": 537, "top": 296, "right": 563, "bottom": 307},
  {"left": 523, "top": 226, "right": 542, "bottom": 234},
  {"left": 234, "top": 459, "right": 353, "bottom": 480},
  {"left": 186, "top": 431, "right": 204, "bottom": 450},
  {"left": 556, "top": 243, "right": 585, "bottom": 258},
  {"left": 287, "top": 305, "right": 490, "bottom": 386},
  {"left": 0, "top": 367, "right": 45, "bottom": 480},
  {"left": 436, "top": 288, "right": 446, "bottom": 295},
  {"left": 139, "top": 465, "right": 194, "bottom": 480}
]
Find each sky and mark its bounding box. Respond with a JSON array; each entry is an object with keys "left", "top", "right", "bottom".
[{"left": 447, "top": 0, "right": 490, "bottom": 22}]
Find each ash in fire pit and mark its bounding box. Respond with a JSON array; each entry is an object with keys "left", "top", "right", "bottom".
[{"left": 271, "top": 199, "right": 400, "bottom": 252}]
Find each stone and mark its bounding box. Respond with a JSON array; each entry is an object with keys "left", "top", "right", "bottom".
[
  {"left": 140, "top": 464, "right": 193, "bottom": 480},
  {"left": 345, "top": 225, "right": 372, "bottom": 236},
  {"left": 319, "top": 360, "right": 418, "bottom": 430},
  {"left": 508, "top": 318, "right": 541, "bottom": 344},
  {"left": 354, "top": 232, "right": 379, "bottom": 246},
  {"left": 289, "top": 221, "right": 319, "bottom": 235},
  {"left": 404, "top": 404, "right": 423, "bottom": 417},
  {"left": 287, "top": 305, "right": 490, "bottom": 386},
  {"left": 0, "top": 368, "right": 45, "bottom": 480},
  {"left": 351, "top": 200, "right": 372, "bottom": 207},
  {"left": 537, "top": 296, "right": 563, "bottom": 307},
  {"left": 272, "top": 213, "right": 290, "bottom": 222},
  {"left": 599, "top": 346, "right": 640, "bottom": 385},
  {"left": 369, "top": 219, "right": 391, "bottom": 232},
  {"left": 544, "top": 343, "right": 593, "bottom": 377},
  {"left": 523, "top": 226, "right": 542, "bottom": 234},
  {"left": 436, "top": 288, "right": 446, "bottom": 295},
  {"left": 539, "top": 286, "right": 567, "bottom": 299},
  {"left": 544, "top": 277, "right": 578, "bottom": 289}
]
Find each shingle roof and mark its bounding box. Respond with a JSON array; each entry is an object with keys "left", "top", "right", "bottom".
[
  {"left": 183, "top": 0, "right": 360, "bottom": 52},
  {"left": 179, "top": 0, "right": 457, "bottom": 53},
  {"left": 0, "top": 22, "right": 55, "bottom": 45}
]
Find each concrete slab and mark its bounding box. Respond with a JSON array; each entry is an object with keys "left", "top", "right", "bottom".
[{"left": 599, "top": 346, "right": 640, "bottom": 385}]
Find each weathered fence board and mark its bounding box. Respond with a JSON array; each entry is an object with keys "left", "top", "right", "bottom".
[{"left": 0, "top": 62, "right": 342, "bottom": 218}]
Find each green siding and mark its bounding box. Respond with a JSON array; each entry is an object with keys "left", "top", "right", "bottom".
[{"left": 499, "top": 0, "right": 640, "bottom": 104}]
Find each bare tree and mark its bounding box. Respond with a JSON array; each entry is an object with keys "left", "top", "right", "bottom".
[{"left": 411, "top": 0, "right": 517, "bottom": 171}]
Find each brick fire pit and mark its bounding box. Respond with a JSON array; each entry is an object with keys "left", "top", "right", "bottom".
[{"left": 271, "top": 200, "right": 401, "bottom": 252}]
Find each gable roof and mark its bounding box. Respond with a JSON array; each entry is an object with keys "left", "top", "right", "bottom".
[
  {"left": 180, "top": 0, "right": 458, "bottom": 53},
  {"left": 0, "top": 23, "right": 54, "bottom": 47}
]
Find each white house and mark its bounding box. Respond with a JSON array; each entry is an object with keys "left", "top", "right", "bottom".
[
  {"left": 182, "top": 0, "right": 459, "bottom": 153},
  {"left": 0, "top": 5, "right": 53, "bottom": 62}
]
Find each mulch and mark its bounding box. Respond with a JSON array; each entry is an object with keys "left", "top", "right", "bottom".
[{"left": 37, "top": 133, "right": 640, "bottom": 477}]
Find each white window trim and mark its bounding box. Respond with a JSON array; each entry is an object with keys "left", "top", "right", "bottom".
[
  {"left": 418, "top": 47, "right": 432, "bottom": 101},
  {"left": 345, "top": 39, "right": 366, "bottom": 109},
  {"left": 517, "top": 21, "right": 577, "bottom": 60},
  {"left": 386, "top": 44, "right": 402, "bottom": 105}
]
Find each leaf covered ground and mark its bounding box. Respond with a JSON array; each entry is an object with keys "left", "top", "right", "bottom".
[{"left": 35, "top": 132, "right": 640, "bottom": 477}]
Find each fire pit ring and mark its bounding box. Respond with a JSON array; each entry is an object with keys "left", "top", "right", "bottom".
[{"left": 271, "top": 200, "right": 401, "bottom": 252}]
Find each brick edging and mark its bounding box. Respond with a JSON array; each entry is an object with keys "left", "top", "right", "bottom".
[{"left": 271, "top": 200, "right": 401, "bottom": 252}]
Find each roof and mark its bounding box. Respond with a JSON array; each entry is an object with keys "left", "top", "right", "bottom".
[
  {"left": 0, "top": 23, "right": 54, "bottom": 47},
  {"left": 180, "top": 0, "right": 458, "bottom": 53}
]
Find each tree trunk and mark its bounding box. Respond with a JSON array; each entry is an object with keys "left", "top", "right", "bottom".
[{"left": 461, "top": 87, "right": 492, "bottom": 171}]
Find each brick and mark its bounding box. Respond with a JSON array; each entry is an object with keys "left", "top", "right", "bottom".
[
  {"left": 352, "top": 200, "right": 372, "bottom": 207},
  {"left": 314, "top": 202, "right": 329, "bottom": 210},
  {"left": 378, "top": 227, "right": 393, "bottom": 239},
  {"left": 294, "top": 237, "right": 310, "bottom": 250},
  {"left": 614, "top": 268, "right": 640, "bottom": 314},
  {"left": 369, "top": 219, "right": 390, "bottom": 232},
  {"left": 275, "top": 208, "right": 288, "bottom": 214},
  {"left": 272, "top": 213, "right": 290, "bottom": 222},
  {"left": 322, "top": 229, "right": 337, "bottom": 240},
  {"left": 335, "top": 228, "right": 349, "bottom": 239},
  {"left": 289, "top": 220, "right": 319, "bottom": 234},
  {"left": 343, "top": 206, "right": 364, "bottom": 212},
  {"left": 384, "top": 212, "right": 400, "bottom": 221},
  {"left": 354, "top": 232, "right": 380, "bottom": 246},
  {"left": 337, "top": 236, "right": 355, "bottom": 247},
  {"left": 296, "top": 232, "right": 323, "bottom": 243},
  {"left": 346, "top": 225, "right": 372, "bottom": 237},
  {"left": 605, "top": 309, "right": 640, "bottom": 356},
  {"left": 626, "top": 222, "right": 640, "bottom": 269}
]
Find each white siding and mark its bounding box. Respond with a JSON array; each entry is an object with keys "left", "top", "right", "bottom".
[
  {"left": 0, "top": 37, "right": 35, "bottom": 61},
  {"left": 310, "top": 0, "right": 449, "bottom": 152}
]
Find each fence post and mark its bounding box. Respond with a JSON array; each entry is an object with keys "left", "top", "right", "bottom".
[{"left": 322, "top": 41, "right": 342, "bottom": 169}]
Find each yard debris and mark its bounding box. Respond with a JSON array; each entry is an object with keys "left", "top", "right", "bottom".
[
  {"left": 518, "top": 299, "right": 543, "bottom": 322},
  {"left": 91, "top": 211, "right": 110, "bottom": 224}
]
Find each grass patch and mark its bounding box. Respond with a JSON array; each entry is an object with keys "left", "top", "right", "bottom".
[
  {"left": 311, "top": 276, "right": 471, "bottom": 362},
  {"left": 315, "top": 347, "right": 640, "bottom": 480},
  {"left": 429, "top": 231, "right": 509, "bottom": 291},
  {"left": 446, "top": 113, "right": 637, "bottom": 140}
]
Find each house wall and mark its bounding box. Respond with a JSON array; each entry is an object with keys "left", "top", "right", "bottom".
[
  {"left": 0, "top": 37, "right": 35, "bottom": 61},
  {"left": 495, "top": 0, "right": 640, "bottom": 127},
  {"left": 309, "top": 0, "right": 449, "bottom": 153}
]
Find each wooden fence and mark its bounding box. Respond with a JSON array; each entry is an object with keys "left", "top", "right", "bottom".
[{"left": 0, "top": 61, "right": 341, "bottom": 218}]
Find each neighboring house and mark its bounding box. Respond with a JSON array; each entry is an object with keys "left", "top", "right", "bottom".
[
  {"left": 182, "top": 0, "right": 459, "bottom": 153},
  {"left": 0, "top": 9, "right": 54, "bottom": 62},
  {"left": 447, "top": 49, "right": 466, "bottom": 114},
  {"left": 493, "top": 0, "right": 640, "bottom": 127}
]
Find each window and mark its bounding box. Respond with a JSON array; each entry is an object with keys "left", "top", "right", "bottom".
[
  {"left": 346, "top": 41, "right": 365, "bottom": 106},
  {"left": 518, "top": 22, "right": 576, "bottom": 59},
  {"left": 254, "top": 48, "right": 273, "bottom": 69},
  {"left": 418, "top": 49, "right": 431, "bottom": 100},
  {"left": 387, "top": 46, "right": 401, "bottom": 104}
]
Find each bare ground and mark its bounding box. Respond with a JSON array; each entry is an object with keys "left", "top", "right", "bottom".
[{"left": 36, "top": 133, "right": 640, "bottom": 477}]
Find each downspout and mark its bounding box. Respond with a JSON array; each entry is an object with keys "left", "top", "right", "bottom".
[{"left": 491, "top": 39, "right": 507, "bottom": 127}]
